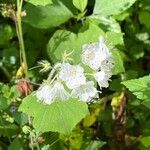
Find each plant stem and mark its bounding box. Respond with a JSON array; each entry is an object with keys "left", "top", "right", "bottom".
[
  {"left": 16, "top": 0, "right": 28, "bottom": 78},
  {"left": 36, "top": 143, "right": 40, "bottom": 150},
  {"left": 28, "top": 117, "right": 34, "bottom": 150}
]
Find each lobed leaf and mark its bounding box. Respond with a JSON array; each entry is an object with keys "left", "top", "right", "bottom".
[
  {"left": 47, "top": 22, "right": 104, "bottom": 64},
  {"left": 47, "top": 21, "right": 124, "bottom": 75},
  {"left": 19, "top": 93, "right": 89, "bottom": 134}
]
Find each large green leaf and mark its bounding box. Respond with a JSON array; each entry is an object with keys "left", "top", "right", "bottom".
[
  {"left": 122, "top": 75, "right": 150, "bottom": 101},
  {"left": 47, "top": 22, "right": 104, "bottom": 64},
  {"left": 47, "top": 21, "right": 124, "bottom": 75},
  {"left": 19, "top": 93, "right": 89, "bottom": 134},
  {"left": 106, "top": 32, "right": 124, "bottom": 45},
  {"left": 93, "top": 0, "right": 136, "bottom": 16},
  {"left": 27, "top": 0, "right": 53, "bottom": 6},
  {"left": 23, "top": 1, "right": 73, "bottom": 29}
]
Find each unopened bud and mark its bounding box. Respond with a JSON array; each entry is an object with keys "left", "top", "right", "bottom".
[{"left": 22, "top": 125, "right": 31, "bottom": 134}]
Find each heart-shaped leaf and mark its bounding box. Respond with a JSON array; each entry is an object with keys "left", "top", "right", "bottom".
[{"left": 19, "top": 93, "right": 89, "bottom": 134}]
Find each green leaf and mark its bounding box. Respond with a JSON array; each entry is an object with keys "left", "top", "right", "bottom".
[
  {"left": 93, "top": 0, "right": 136, "bottom": 16},
  {"left": 2, "top": 47, "right": 19, "bottom": 65},
  {"left": 122, "top": 75, "right": 150, "bottom": 101},
  {"left": 142, "top": 100, "right": 150, "bottom": 110},
  {"left": 88, "top": 16, "right": 122, "bottom": 33},
  {"left": 0, "top": 117, "right": 18, "bottom": 136},
  {"left": 0, "top": 24, "right": 13, "bottom": 46},
  {"left": 47, "top": 22, "right": 104, "bottom": 64},
  {"left": 23, "top": 1, "right": 73, "bottom": 29},
  {"left": 0, "top": 95, "right": 8, "bottom": 110},
  {"left": 47, "top": 21, "right": 123, "bottom": 75},
  {"left": 112, "top": 50, "right": 125, "bottom": 74},
  {"left": 140, "top": 136, "right": 150, "bottom": 147},
  {"left": 139, "top": 11, "right": 150, "bottom": 29},
  {"left": 13, "top": 112, "right": 28, "bottom": 126},
  {"left": 19, "top": 93, "right": 89, "bottom": 134},
  {"left": 80, "top": 140, "right": 106, "bottom": 150},
  {"left": 27, "top": 0, "right": 53, "bottom": 6},
  {"left": 106, "top": 32, "right": 124, "bottom": 45},
  {"left": 73, "top": 0, "right": 87, "bottom": 12},
  {"left": 8, "top": 138, "right": 23, "bottom": 150}
]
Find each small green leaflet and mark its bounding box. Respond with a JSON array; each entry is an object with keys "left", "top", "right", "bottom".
[
  {"left": 93, "top": 0, "right": 137, "bottom": 16},
  {"left": 73, "top": 0, "right": 87, "bottom": 12},
  {"left": 19, "top": 93, "right": 89, "bottom": 134},
  {"left": 122, "top": 75, "right": 150, "bottom": 109}
]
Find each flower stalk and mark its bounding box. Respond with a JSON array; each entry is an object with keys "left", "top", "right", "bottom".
[{"left": 16, "top": 0, "right": 28, "bottom": 78}]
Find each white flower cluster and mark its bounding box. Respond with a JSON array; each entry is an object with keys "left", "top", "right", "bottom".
[
  {"left": 36, "top": 82, "right": 69, "bottom": 104},
  {"left": 36, "top": 36, "right": 114, "bottom": 105},
  {"left": 82, "top": 36, "right": 113, "bottom": 89}
]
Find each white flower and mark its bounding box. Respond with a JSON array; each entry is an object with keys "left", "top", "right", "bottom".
[
  {"left": 59, "top": 63, "right": 86, "bottom": 89},
  {"left": 81, "top": 36, "right": 113, "bottom": 71},
  {"left": 50, "top": 82, "right": 70, "bottom": 100},
  {"left": 82, "top": 43, "right": 101, "bottom": 70},
  {"left": 93, "top": 70, "right": 112, "bottom": 88},
  {"left": 100, "top": 59, "right": 114, "bottom": 71},
  {"left": 71, "top": 81, "right": 98, "bottom": 102},
  {"left": 36, "top": 82, "right": 69, "bottom": 105},
  {"left": 98, "top": 36, "right": 112, "bottom": 61},
  {"left": 36, "top": 84, "right": 53, "bottom": 104}
]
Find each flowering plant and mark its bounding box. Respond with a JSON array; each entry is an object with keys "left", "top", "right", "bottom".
[
  {"left": 1, "top": 0, "right": 150, "bottom": 149},
  {"left": 36, "top": 36, "right": 114, "bottom": 105}
]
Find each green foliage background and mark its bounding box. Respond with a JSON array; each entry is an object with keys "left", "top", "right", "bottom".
[{"left": 0, "top": 0, "right": 150, "bottom": 149}]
